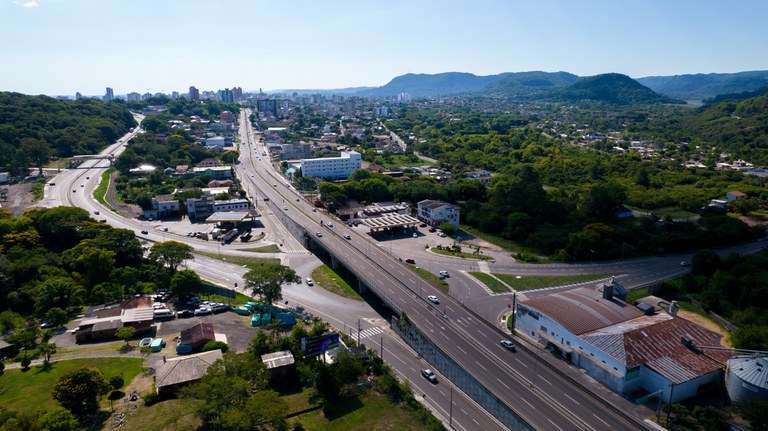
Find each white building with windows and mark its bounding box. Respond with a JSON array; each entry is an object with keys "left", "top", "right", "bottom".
[
  {"left": 515, "top": 280, "right": 730, "bottom": 403},
  {"left": 417, "top": 199, "right": 460, "bottom": 229},
  {"left": 213, "top": 199, "right": 250, "bottom": 212},
  {"left": 300, "top": 150, "right": 361, "bottom": 179}
]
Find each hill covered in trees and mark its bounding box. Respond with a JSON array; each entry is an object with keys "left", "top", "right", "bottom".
[
  {"left": 637, "top": 70, "right": 768, "bottom": 101},
  {"left": 0, "top": 92, "right": 136, "bottom": 176},
  {"left": 557, "top": 73, "right": 683, "bottom": 105}
]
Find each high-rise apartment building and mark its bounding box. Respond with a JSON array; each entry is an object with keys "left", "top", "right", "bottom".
[
  {"left": 220, "top": 88, "right": 234, "bottom": 103},
  {"left": 189, "top": 86, "right": 200, "bottom": 100},
  {"left": 256, "top": 99, "right": 278, "bottom": 118},
  {"left": 103, "top": 87, "right": 114, "bottom": 101}
]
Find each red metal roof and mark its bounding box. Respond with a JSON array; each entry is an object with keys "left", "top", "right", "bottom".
[{"left": 522, "top": 287, "right": 644, "bottom": 335}]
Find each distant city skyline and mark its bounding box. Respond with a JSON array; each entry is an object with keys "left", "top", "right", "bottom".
[{"left": 2, "top": 0, "right": 767, "bottom": 96}]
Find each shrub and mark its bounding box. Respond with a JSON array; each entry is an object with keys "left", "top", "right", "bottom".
[{"left": 202, "top": 341, "right": 229, "bottom": 353}]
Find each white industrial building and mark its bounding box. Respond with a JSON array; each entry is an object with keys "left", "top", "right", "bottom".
[
  {"left": 300, "top": 151, "right": 361, "bottom": 179},
  {"left": 515, "top": 279, "right": 730, "bottom": 403}
]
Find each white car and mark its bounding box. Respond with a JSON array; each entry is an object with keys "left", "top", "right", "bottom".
[
  {"left": 437, "top": 232, "right": 447, "bottom": 237},
  {"left": 439, "top": 270, "right": 449, "bottom": 277},
  {"left": 316, "top": 232, "right": 323, "bottom": 237},
  {"left": 343, "top": 234, "right": 351, "bottom": 240},
  {"left": 427, "top": 295, "right": 439, "bottom": 304},
  {"left": 327, "top": 221, "right": 333, "bottom": 227},
  {"left": 306, "top": 278, "right": 314, "bottom": 286}
]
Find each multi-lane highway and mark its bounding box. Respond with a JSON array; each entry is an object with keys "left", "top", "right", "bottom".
[
  {"left": 46, "top": 109, "right": 764, "bottom": 430},
  {"left": 234, "top": 109, "right": 648, "bottom": 430}
]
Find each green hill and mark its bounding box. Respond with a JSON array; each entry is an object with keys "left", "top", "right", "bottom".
[
  {"left": 684, "top": 91, "right": 768, "bottom": 164},
  {"left": 557, "top": 73, "right": 683, "bottom": 105},
  {"left": 0, "top": 92, "right": 136, "bottom": 174},
  {"left": 637, "top": 71, "right": 768, "bottom": 101},
  {"left": 482, "top": 71, "right": 578, "bottom": 97}
]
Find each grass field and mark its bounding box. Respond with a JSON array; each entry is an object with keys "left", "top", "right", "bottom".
[
  {"left": 284, "top": 389, "right": 430, "bottom": 431},
  {"left": 411, "top": 266, "right": 450, "bottom": 292},
  {"left": 458, "top": 225, "right": 517, "bottom": 252},
  {"left": 241, "top": 243, "right": 279, "bottom": 253},
  {"left": 194, "top": 251, "right": 280, "bottom": 271},
  {"left": 311, "top": 265, "right": 362, "bottom": 300},
  {"left": 430, "top": 247, "right": 495, "bottom": 261},
  {"left": 0, "top": 358, "right": 142, "bottom": 414},
  {"left": 109, "top": 398, "right": 203, "bottom": 431},
  {"left": 93, "top": 168, "right": 115, "bottom": 211},
  {"left": 469, "top": 272, "right": 511, "bottom": 293}
]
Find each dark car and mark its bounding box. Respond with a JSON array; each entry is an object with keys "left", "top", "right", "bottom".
[
  {"left": 140, "top": 230, "right": 148, "bottom": 235},
  {"left": 176, "top": 310, "right": 194, "bottom": 318}
]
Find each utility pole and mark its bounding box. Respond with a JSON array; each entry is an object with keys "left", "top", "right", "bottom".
[
  {"left": 357, "top": 319, "right": 361, "bottom": 346},
  {"left": 449, "top": 386, "right": 453, "bottom": 428},
  {"left": 380, "top": 335, "right": 383, "bottom": 359}
]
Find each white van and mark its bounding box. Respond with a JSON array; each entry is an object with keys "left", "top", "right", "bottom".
[{"left": 153, "top": 309, "right": 175, "bottom": 321}]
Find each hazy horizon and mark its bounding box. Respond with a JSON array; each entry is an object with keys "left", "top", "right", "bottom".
[{"left": 2, "top": 0, "right": 767, "bottom": 96}]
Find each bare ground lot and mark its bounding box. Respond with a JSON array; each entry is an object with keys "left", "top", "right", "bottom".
[{"left": 1, "top": 180, "right": 37, "bottom": 216}]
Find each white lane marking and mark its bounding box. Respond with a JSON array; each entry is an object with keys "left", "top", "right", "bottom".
[
  {"left": 496, "top": 378, "right": 511, "bottom": 390},
  {"left": 592, "top": 413, "right": 611, "bottom": 427},
  {"left": 539, "top": 376, "right": 552, "bottom": 386},
  {"left": 547, "top": 419, "right": 565, "bottom": 431},
  {"left": 514, "top": 358, "right": 528, "bottom": 368},
  {"left": 564, "top": 393, "right": 580, "bottom": 405},
  {"left": 456, "top": 345, "right": 468, "bottom": 355},
  {"left": 521, "top": 398, "right": 535, "bottom": 410},
  {"left": 476, "top": 361, "right": 488, "bottom": 372}
]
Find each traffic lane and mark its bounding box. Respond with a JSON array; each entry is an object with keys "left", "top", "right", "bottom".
[{"left": 335, "top": 241, "right": 642, "bottom": 429}]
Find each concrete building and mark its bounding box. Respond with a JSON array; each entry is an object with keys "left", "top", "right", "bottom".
[
  {"left": 143, "top": 195, "right": 181, "bottom": 220},
  {"left": 187, "top": 196, "right": 214, "bottom": 221},
  {"left": 280, "top": 141, "right": 311, "bottom": 160},
  {"left": 257, "top": 99, "right": 278, "bottom": 118},
  {"left": 213, "top": 198, "right": 250, "bottom": 213},
  {"left": 188, "top": 86, "right": 200, "bottom": 101},
  {"left": 300, "top": 150, "right": 361, "bottom": 179},
  {"left": 103, "top": 87, "right": 114, "bottom": 101},
  {"left": 193, "top": 166, "right": 232, "bottom": 180},
  {"left": 205, "top": 136, "right": 226, "bottom": 148},
  {"left": 417, "top": 199, "right": 460, "bottom": 229},
  {"left": 515, "top": 280, "right": 730, "bottom": 403}
]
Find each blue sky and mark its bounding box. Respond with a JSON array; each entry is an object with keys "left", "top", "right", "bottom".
[{"left": 2, "top": 0, "right": 767, "bottom": 96}]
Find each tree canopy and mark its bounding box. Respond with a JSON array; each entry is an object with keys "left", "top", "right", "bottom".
[{"left": 243, "top": 265, "right": 299, "bottom": 306}]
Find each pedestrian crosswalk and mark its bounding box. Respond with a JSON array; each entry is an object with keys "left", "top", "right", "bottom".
[{"left": 358, "top": 326, "right": 384, "bottom": 339}]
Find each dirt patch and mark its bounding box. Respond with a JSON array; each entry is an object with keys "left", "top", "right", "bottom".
[
  {"left": 1, "top": 180, "right": 38, "bottom": 216},
  {"left": 738, "top": 213, "right": 768, "bottom": 227},
  {"left": 678, "top": 309, "right": 732, "bottom": 347}
]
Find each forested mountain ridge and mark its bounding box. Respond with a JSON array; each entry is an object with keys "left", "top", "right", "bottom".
[
  {"left": 556, "top": 73, "right": 683, "bottom": 105},
  {"left": 0, "top": 92, "right": 136, "bottom": 175},
  {"left": 361, "top": 72, "right": 511, "bottom": 97},
  {"left": 637, "top": 70, "right": 768, "bottom": 101},
  {"left": 360, "top": 71, "right": 678, "bottom": 105},
  {"left": 681, "top": 91, "right": 768, "bottom": 165}
]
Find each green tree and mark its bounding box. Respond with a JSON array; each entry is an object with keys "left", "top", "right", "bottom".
[
  {"left": 243, "top": 265, "right": 299, "bottom": 306},
  {"left": 39, "top": 341, "right": 57, "bottom": 364},
  {"left": 34, "top": 277, "right": 86, "bottom": 314},
  {"left": 438, "top": 222, "right": 458, "bottom": 237},
  {"left": 739, "top": 398, "right": 768, "bottom": 431},
  {"left": 20, "top": 138, "right": 51, "bottom": 177},
  {"left": 51, "top": 367, "right": 110, "bottom": 416},
  {"left": 148, "top": 241, "right": 193, "bottom": 274},
  {"left": 36, "top": 406, "right": 80, "bottom": 431},
  {"left": 731, "top": 198, "right": 758, "bottom": 215},
  {"left": 115, "top": 326, "right": 136, "bottom": 346},
  {"left": 169, "top": 269, "right": 201, "bottom": 297},
  {"left": 45, "top": 307, "right": 68, "bottom": 328}
]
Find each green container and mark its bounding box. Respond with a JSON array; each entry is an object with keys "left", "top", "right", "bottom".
[
  {"left": 250, "top": 313, "right": 261, "bottom": 327},
  {"left": 235, "top": 306, "right": 251, "bottom": 316}
]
